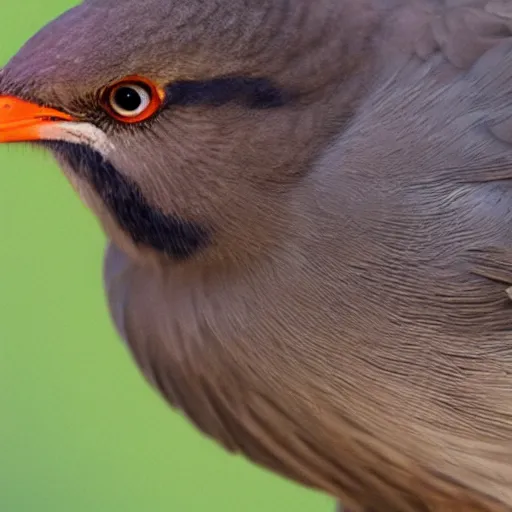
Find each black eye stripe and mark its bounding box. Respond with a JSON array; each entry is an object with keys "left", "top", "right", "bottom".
[{"left": 163, "top": 77, "right": 290, "bottom": 109}]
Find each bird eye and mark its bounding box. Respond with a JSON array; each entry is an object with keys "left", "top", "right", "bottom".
[
  {"left": 110, "top": 84, "right": 149, "bottom": 116},
  {"left": 102, "top": 76, "right": 164, "bottom": 123}
]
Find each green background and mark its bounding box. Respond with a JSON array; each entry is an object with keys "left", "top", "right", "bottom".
[{"left": 0, "top": 2, "right": 333, "bottom": 511}]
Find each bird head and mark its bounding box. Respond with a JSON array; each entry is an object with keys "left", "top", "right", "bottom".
[{"left": 0, "top": 0, "right": 378, "bottom": 266}]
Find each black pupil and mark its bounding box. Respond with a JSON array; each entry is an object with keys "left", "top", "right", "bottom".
[{"left": 113, "top": 86, "right": 142, "bottom": 112}]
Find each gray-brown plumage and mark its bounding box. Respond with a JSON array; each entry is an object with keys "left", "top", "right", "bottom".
[{"left": 2, "top": 0, "right": 512, "bottom": 511}]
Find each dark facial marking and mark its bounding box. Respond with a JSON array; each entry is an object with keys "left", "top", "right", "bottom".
[
  {"left": 44, "top": 141, "right": 210, "bottom": 260},
  {"left": 164, "top": 77, "right": 290, "bottom": 109}
]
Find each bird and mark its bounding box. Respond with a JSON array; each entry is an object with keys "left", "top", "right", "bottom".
[{"left": 4, "top": 0, "right": 512, "bottom": 510}]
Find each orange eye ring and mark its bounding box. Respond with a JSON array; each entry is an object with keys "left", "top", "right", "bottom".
[{"left": 101, "top": 75, "right": 165, "bottom": 123}]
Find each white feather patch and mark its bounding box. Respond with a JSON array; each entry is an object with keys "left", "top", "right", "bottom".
[{"left": 39, "top": 121, "right": 114, "bottom": 156}]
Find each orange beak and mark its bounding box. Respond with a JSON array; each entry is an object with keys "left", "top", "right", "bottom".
[{"left": 0, "top": 95, "right": 76, "bottom": 143}]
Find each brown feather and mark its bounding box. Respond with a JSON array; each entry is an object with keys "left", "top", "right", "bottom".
[{"left": 4, "top": 0, "right": 512, "bottom": 511}]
